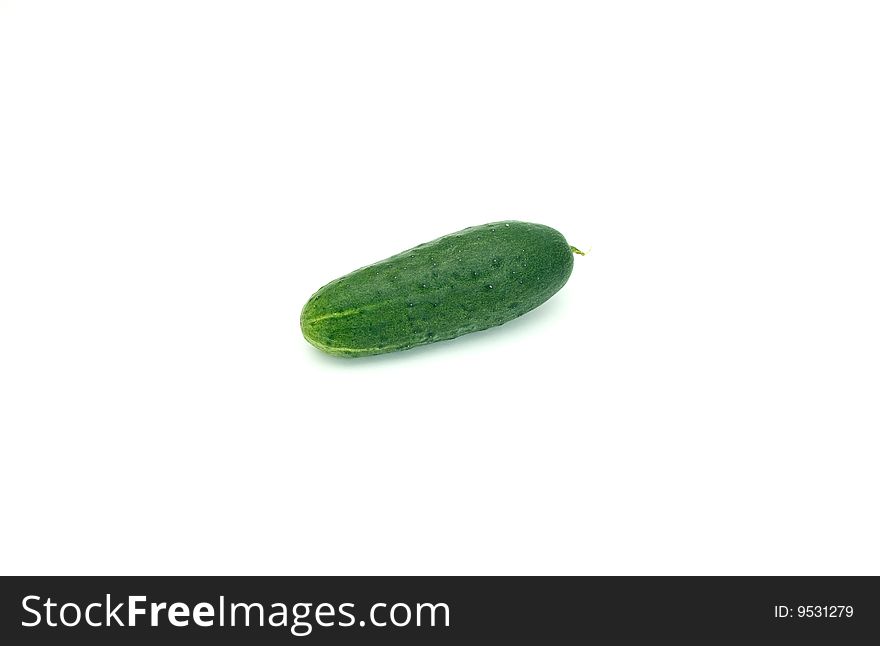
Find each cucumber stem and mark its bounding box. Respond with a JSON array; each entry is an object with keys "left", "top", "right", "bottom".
[{"left": 570, "top": 245, "right": 591, "bottom": 256}]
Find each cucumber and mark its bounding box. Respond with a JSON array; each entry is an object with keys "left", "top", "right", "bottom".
[{"left": 301, "top": 221, "right": 583, "bottom": 357}]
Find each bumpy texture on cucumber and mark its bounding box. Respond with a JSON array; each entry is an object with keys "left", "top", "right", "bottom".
[{"left": 301, "top": 221, "right": 579, "bottom": 357}]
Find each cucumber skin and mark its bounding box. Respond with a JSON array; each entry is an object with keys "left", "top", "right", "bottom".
[{"left": 301, "top": 221, "right": 575, "bottom": 357}]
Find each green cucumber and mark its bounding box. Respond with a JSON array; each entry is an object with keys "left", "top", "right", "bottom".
[{"left": 301, "top": 221, "right": 583, "bottom": 357}]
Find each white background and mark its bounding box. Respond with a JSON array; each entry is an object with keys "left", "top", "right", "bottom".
[{"left": 1, "top": 1, "right": 878, "bottom": 575}]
